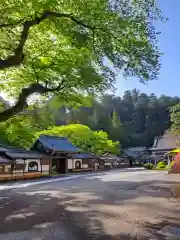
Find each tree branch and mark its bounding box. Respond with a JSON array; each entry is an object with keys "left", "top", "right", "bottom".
[
  {"left": 31, "top": 62, "right": 39, "bottom": 83},
  {"left": 0, "top": 11, "right": 95, "bottom": 70},
  {"left": 0, "top": 81, "right": 66, "bottom": 122}
]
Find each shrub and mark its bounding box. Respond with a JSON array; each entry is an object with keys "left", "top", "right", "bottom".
[
  {"left": 143, "top": 163, "right": 155, "bottom": 170},
  {"left": 165, "top": 164, "right": 171, "bottom": 169},
  {"left": 156, "top": 161, "right": 166, "bottom": 169},
  {"left": 170, "top": 160, "right": 175, "bottom": 168}
]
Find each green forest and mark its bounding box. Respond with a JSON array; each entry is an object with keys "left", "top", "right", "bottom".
[
  {"left": 47, "top": 89, "right": 180, "bottom": 148},
  {"left": 0, "top": 88, "right": 179, "bottom": 152}
]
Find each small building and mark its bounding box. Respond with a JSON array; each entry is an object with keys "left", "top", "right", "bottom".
[
  {"left": 96, "top": 153, "right": 121, "bottom": 169},
  {"left": 0, "top": 144, "right": 50, "bottom": 181},
  {"left": 148, "top": 133, "right": 180, "bottom": 165},
  {"left": 122, "top": 146, "right": 147, "bottom": 166},
  {"left": 70, "top": 153, "right": 99, "bottom": 172},
  {"left": 32, "top": 135, "right": 80, "bottom": 174},
  {"left": 32, "top": 135, "right": 103, "bottom": 173},
  {"left": 123, "top": 146, "right": 147, "bottom": 157}
]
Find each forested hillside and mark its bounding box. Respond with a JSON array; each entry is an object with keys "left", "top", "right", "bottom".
[
  {"left": 54, "top": 89, "right": 180, "bottom": 148},
  {"left": 0, "top": 88, "right": 179, "bottom": 149}
]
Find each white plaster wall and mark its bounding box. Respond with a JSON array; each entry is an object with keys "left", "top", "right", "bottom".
[
  {"left": 14, "top": 159, "right": 29, "bottom": 173},
  {"left": 68, "top": 159, "right": 73, "bottom": 169},
  {"left": 82, "top": 164, "right": 88, "bottom": 168},
  {"left": 41, "top": 165, "right": 50, "bottom": 171},
  {"left": 15, "top": 159, "right": 49, "bottom": 173},
  {"left": 68, "top": 159, "right": 83, "bottom": 169},
  {"left": 94, "top": 162, "right": 99, "bottom": 170},
  {"left": 113, "top": 162, "right": 119, "bottom": 166},
  {"left": 105, "top": 162, "right": 111, "bottom": 166},
  {"left": 15, "top": 159, "right": 25, "bottom": 164}
]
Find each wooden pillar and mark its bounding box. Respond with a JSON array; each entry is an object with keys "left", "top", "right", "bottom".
[
  {"left": 23, "top": 159, "right": 25, "bottom": 180},
  {"left": 65, "top": 157, "right": 68, "bottom": 174},
  {"left": 14, "top": 161, "right": 17, "bottom": 181},
  {"left": 41, "top": 159, "right": 42, "bottom": 176},
  {"left": 49, "top": 157, "right": 52, "bottom": 176},
  {"left": 168, "top": 154, "right": 171, "bottom": 166},
  {"left": 154, "top": 157, "right": 156, "bottom": 166}
]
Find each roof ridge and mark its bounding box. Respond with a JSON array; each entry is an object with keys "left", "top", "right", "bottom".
[
  {"left": 37, "top": 134, "right": 79, "bottom": 153},
  {"left": 0, "top": 144, "right": 25, "bottom": 151},
  {"left": 40, "top": 134, "right": 67, "bottom": 140}
]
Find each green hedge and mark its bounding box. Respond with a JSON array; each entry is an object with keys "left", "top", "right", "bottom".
[
  {"left": 143, "top": 163, "right": 155, "bottom": 170},
  {"left": 156, "top": 161, "right": 166, "bottom": 169},
  {"left": 171, "top": 160, "right": 175, "bottom": 167}
]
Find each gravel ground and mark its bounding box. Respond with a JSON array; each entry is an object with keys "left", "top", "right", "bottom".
[{"left": 0, "top": 170, "right": 180, "bottom": 240}]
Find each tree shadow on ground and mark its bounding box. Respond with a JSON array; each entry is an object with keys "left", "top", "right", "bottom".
[{"left": 0, "top": 175, "right": 180, "bottom": 239}]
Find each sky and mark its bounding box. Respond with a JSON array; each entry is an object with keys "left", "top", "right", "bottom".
[{"left": 115, "top": 0, "right": 180, "bottom": 97}]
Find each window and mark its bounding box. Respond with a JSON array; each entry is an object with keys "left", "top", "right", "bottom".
[
  {"left": 0, "top": 165, "right": 5, "bottom": 173},
  {"left": 28, "top": 162, "right": 38, "bottom": 172},
  {"left": 14, "top": 164, "right": 25, "bottom": 171},
  {"left": 0, "top": 165, "right": 11, "bottom": 173},
  {"left": 99, "top": 160, "right": 105, "bottom": 165},
  {"left": 75, "top": 161, "right": 81, "bottom": 169}
]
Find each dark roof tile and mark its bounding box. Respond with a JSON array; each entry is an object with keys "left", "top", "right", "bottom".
[
  {"left": 0, "top": 144, "right": 24, "bottom": 152},
  {"left": 70, "top": 153, "right": 97, "bottom": 159},
  {"left": 0, "top": 156, "right": 12, "bottom": 164},
  {"left": 38, "top": 135, "right": 79, "bottom": 153},
  {"left": 99, "top": 153, "right": 120, "bottom": 161},
  {"left": 5, "top": 151, "right": 46, "bottom": 159},
  {"left": 0, "top": 144, "right": 46, "bottom": 159},
  {"left": 149, "top": 133, "right": 180, "bottom": 151}
]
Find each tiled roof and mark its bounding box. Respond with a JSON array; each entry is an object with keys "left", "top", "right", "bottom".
[
  {"left": 0, "top": 144, "right": 46, "bottom": 159},
  {"left": 123, "top": 146, "right": 146, "bottom": 157},
  {"left": 125, "top": 147, "right": 146, "bottom": 152},
  {"left": 0, "top": 144, "right": 24, "bottom": 152},
  {"left": 0, "top": 156, "right": 12, "bottom": 164},
  {"left": 100, "top": 153, "right": 120, "bottom": 161},
  {"left": 70, "top": 153, "right": 97, "bottom": 159},
  {"left": 5, "top": 151, "right": 45, "bottom": 159},
  {"left": 149, "top": 133, "right": 180, "bottom": 151},
  {"left": 38, "top": 135, "right": 79, "bottom": 153}
]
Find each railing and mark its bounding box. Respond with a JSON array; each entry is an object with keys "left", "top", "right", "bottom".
[{"left": 0, "top": 170, "right": 50, "bottom": 181}]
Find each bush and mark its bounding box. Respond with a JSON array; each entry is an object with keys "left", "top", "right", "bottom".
[
  {"left": 156, "top": 161, "right": 166, "bottom": 169},
  {"left": 165, "top": 164, "right": 171, "bottom": 169},
  {"left": 143, "top": 163, "right": 155, "bottom": 170},
  {"left": 170, "top": 160, "right": 175, "bottom": 168}
]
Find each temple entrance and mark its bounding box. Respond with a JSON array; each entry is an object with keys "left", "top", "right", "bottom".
[
  {"left": 56, "top": 158, "right": 67, "bottom": 173},
  {"left": 52, "top": 157, "right": 67, "bottom": 174},
  {"left": 129, "top": 159, "right": 133, "bottom": 167}
]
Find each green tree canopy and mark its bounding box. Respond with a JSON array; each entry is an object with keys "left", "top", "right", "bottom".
[
  {"left": 170, "top": 103, "right": 180, "bottom": 136},
  {"left": 36, "top": 124, "right": 120, "bottom": 154},
  {"left": 0, "top": 89, "right": 179, "bottom": 150},
  {"left": 0, "top": 0, "right": 162, "bottom": 121},
  {"left": 56, "top": 90, "right": 180, "bottom": 147}
]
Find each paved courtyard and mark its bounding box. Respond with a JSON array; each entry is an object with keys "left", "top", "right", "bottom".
[{"left": 0, "top": 169, "right": 180, "bottom": 239}]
